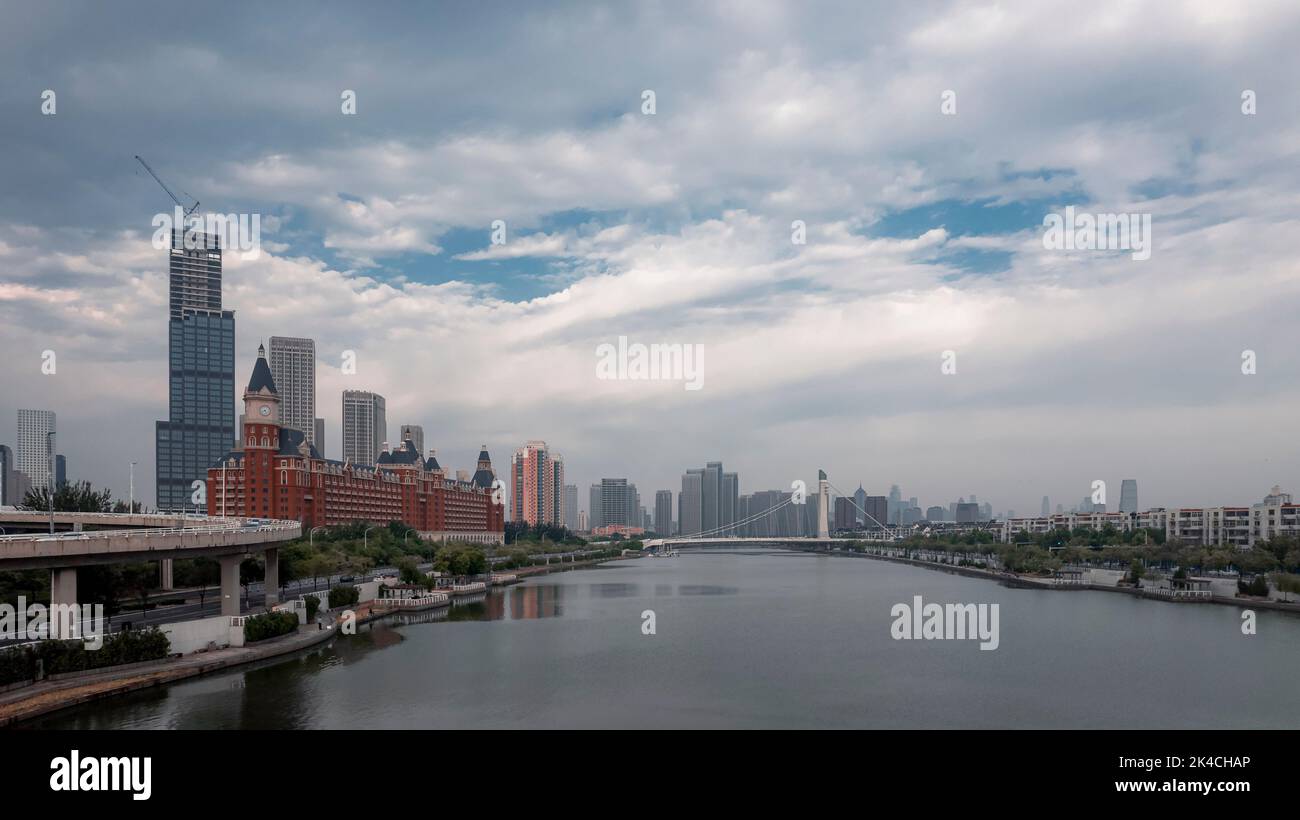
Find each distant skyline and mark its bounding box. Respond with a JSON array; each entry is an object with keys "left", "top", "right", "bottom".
[{"left": 3, "top": 2, "right": 1299, "bottom": 514}]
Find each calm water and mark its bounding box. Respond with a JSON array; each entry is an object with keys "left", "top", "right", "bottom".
[{"left": 28, "top": 551, "right": 1300, "bottom": 729}]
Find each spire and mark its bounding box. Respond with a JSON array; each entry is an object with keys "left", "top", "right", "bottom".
[{"left": 246, "top": 344, "right": 278, "bottom": 395}]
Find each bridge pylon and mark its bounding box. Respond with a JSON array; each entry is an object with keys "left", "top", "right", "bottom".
[{"left": 816, "top": 469, "right": 829, "bottom": 539}]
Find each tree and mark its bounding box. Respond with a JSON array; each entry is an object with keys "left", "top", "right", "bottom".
[
  {"left": 119, "top": 563, "right": 156, "bottom": 618},
  {"left": 1126, "top": 558, "right": 1146, "bottom": 587},
  {"left": 397, "top": 557, "right": 424, "bottom": 584},
  {"left": 1270, "top": 572, "right": 1300, "bottom": 602},
  {"left": 240, "top": 558, "right": 264, "bottom": 611},
  {"left": 22, "top": 480, "right": 114, "bottom": 513}
]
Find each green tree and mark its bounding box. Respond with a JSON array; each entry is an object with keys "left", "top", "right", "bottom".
[{"left": 22, "top": 480, "right": 114, "bottom": 513}]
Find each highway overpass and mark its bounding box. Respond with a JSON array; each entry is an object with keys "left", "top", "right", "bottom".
[{"left": 0, "top": 513, "right": 301, "bottom": 628}]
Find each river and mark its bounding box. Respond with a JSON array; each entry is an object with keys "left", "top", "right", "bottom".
[{"left": 27, "top": 550, "right": 1300, "bottom": 729}]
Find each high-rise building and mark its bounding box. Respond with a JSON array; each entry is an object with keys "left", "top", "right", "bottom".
[
  {"left": 834, "top": 496, "right": 857, "bottom": 531},
  {"left": 854, "top": 485, "right": 867, "bottom": 526},
  {"left": 342, "top": 390, "right": 387, "bottom": 465},
  {"left": 863, "top": 495, "right": 888, "bottom": 528},
  {"left": 594, "top": 478, "right": 634, "bottom": 527},
  {"left": 267, "top": 336, "right": 317, "bottom": 446},
  {"left": 925, "top": 505, "right": 946, "bottom": 522},
  {"left": 0, "top": 444, "right": 13, "bottom": 505},
  {"left": 314, "top": 418, "right": 325, "bottom": 458},
  {"left": 577, "top": 509, "right": 588, "bottom": 531},
  {"left": 17, "top": 409, "right": 55, "bottom": 492},
  {"left": 888, "top": 484, "right": 902, "bottom": 525},
  {"left": 1120, "top": 480, "right": 1138, "bottom": 514},
  {"left": 564, "top": 484, "right": 578, "bottom": 530},
  {"left": 721, "top": 472, "right": 738, "bottom": 535},
  {"left": 679, "top": 469, "right": 704, "bottom": 536},
  {"left": 400, "top": 425, "right": 425, "bottom": 455},
  {"left": 54, "top": 454, "right": 66, "bottom": 487},
  {"left": 1041, "top": 495, "right": 1051, "bottom": 517},
  {"left": 627, "top": 484, "right": 641, "bottom": 528},
  {"left": 654, "top": 489, "right": 673, "bottom": 535},
  {"left": 156, "top": 229, "right": 236, "bottom": 511},
  {"left": 955, "top": 502, "right": 979, "bottom": 523},
  {"left": 589, "top": 484, "right": 602, "bottom": 529},
  {"left": 510, "top": 441, "right": 564, "bottom": 525}
]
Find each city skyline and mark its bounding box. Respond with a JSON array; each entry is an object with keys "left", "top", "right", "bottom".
[{"left": 4, "top": 3, "right": 1300, "bottom": 516}]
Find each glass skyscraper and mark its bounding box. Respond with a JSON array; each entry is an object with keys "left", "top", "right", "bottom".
[{"left": 156, "top": 231, "right": 236, "bottom": 511}]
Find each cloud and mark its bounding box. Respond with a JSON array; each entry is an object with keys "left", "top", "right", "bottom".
[{"left": 2, "top": 0, "right": 1299, "bottom": 515}]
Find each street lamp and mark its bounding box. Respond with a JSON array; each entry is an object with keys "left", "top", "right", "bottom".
[
  {"left": 46, "top": 431, "right": 56, "bottom": 534},
  {"left": 363, "top": 526, "right": 376, "bottom": 549},
  {"left": 309, "top": 526, "right": 326, "bottom": 546}
]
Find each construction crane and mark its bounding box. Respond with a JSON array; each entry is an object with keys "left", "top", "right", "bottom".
[{"left": 134, "top": 154, "right": 200, "bottom": 217}]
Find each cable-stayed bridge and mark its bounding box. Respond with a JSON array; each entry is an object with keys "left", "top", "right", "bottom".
[{"left": 643, "top": 472, "right": 914, "bottom": 550}]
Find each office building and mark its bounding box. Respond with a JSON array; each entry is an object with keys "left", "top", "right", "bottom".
[
  {"left": 592, "top": 478, "right": 636, "bottom": 528},
  {"left": 0, "top": 445, "right": 15, "bottom": 505},
  {"left": 54, "top": 454, "right": 66, "bottom": 487},
  {"left": 564, "top": 484, "right": 578, "bottom": 530},
  {"left": 679, "top": 469, "right": 704, "bottom": 536},
  {"left": 863, "top": 495, "right": 888, "bottom": 528},
  {"left": 654, "top": 489, "right": 673, "bottom": 535},
  {"left": 267, "top": 336, "right": 317, "bottom": 446},
  {"left": 400, "top": 424, "right": 425, "bottom": 455},
  {"left": 342, "top": 390, "right": 387, "bottom": 465},
  {"left": 314, "top": 418, "right": 325, "bottom": 458},
  {"left": 1120, "top": 480, "right": 1138, "bottom": 514},
  {"left": 17, "top": 409, "right": 55, "bottom": 491},
  {"left": 926, "top": 505, "right": 946, "bottom": 522},
  {"left": 721, "top": 472, "right": 738, "bottom": 535},
  {"left": 156, "top": 229, "right": 236, "bottom": 511},
  {"left": 589, "top": 484, "right": 602, "bottom": 529}
]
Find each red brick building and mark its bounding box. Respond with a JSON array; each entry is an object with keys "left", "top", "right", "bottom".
[{"left": 207, "top": 345, "right": 504, "bottom": 543}]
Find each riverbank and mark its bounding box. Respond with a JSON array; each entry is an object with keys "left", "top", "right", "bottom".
[
  {"left": 0, "top": 555, "right": 630, "bottom": 728},
  {"left": 823, "top": 547, "right": 1300, "bottom": 614}
]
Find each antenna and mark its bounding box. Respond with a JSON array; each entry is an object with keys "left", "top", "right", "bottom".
[{"left": 134, "top": 155, "right": 200, "bottom": 217}]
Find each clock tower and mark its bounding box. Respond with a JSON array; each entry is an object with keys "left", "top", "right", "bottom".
[{"left": 243, "top": 343, "right": 281, "bottom": 448}]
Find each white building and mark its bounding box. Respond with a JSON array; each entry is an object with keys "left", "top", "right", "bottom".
[{"left": 16, "top": 408, "right": 55, "bottom": 491}]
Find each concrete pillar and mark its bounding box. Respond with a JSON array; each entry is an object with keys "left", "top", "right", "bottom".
[
  {"left": 220, "top": 554, "right": 241, "bottom": 617},
  {"left": 263, "top": 548, "right": 279, "bottom": 607},
  {"left": 49, "top": 567, "right": 78, "bottom": 639},
  {"left": 159, "top": 558, "right": 174, "bottom": 591}
]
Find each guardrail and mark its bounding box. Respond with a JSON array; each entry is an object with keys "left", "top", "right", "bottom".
[{"left": 0, "top": 520, "right": 298, "bottom": 542}]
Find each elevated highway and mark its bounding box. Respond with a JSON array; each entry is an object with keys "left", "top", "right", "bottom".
[{"left": 0, "top": 513, "right": 301, "bottom": 626}]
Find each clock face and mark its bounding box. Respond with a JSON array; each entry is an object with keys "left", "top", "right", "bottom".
[{"left": 258, "top": 405, "right": 271, "bottom": 417}]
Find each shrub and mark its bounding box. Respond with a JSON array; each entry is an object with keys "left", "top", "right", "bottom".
[
  {"left": 242, "top": 611, "right": 299, "bottom": 642},
  {"left": 1238, "top": 575, "right": 1270, "bottom": 597},
  {"left": 304, "top": 594, "right": 320, "bottom": 622},
  {"left": 327, "top": 584, "right": 359, "bottom": 609},
  {"left": 0, "top": 627, "right": 171, "bottom": 686}
]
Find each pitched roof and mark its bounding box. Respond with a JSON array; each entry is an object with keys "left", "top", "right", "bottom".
[{"left": 247, "top": 343, "right": 278, "bottom": 394}]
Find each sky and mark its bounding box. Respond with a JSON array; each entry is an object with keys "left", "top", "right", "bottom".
[{"left": 1, "top": 0, "right": 1299, "bottom": 517}]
